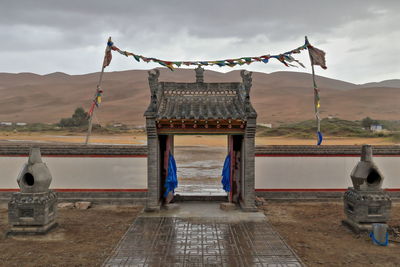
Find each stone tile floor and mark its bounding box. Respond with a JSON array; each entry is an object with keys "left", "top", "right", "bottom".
[{"left": 104, "top": 207, "right": 302, "bottom": 267}]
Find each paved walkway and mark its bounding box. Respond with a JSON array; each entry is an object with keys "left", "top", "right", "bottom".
[{"left": 104, "top": 202, "right": 302, "bottom": 267}]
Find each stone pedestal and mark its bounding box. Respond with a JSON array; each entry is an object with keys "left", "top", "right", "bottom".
[
  {"left": 8, "top": 191, "right": 58, "bottom": 234},
  {"left": 343, "top": 145, "right": 392, "bottom": 233},
  {"left": 343, "top": 188, "right": 391, "bottom": 232},
  {"left": 8, "top": 147, "right": 58, "bottom": 235}
]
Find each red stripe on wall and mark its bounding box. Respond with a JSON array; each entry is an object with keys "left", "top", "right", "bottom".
[
  {"left": 255, "top": 188, "right": 400, "bottom": 192},
  {"left": 54, "top": 189, "right": 148, "bottom": 192},
  {"left": 2, "top": 188, "right": 399, "bottom": 192},
  {"left": 2, "top": 154, "right": 147, "bottom": 158},
  {"left": 255, "top": 188, "right": 347, "bottom": 192},
  {"left": 2, "top": 154, "right": 399, "bottom": 158},
  {"left": 0, "top": 189, "right": 19, "bottom": 192},
  {"left": 385, "top": 188, "right": 400, "bottom": 192},
  {"left": 255, "top": 154, "right": 400, "bottom": 157},
  {"left": 0, "top": 189, "right": 148, "bottom": 192}
]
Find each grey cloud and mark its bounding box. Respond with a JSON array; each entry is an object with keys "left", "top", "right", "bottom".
[
  {"left": 0, "top": 0, "right": 399, "bottom": 83},
  {"left": 2, "top": 0, "right": 399, "bottom": 39}
]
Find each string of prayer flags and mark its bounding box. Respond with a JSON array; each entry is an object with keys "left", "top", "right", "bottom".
[
  {"left": 88, "top": 36, "right": 327, "bottom": 148},
  {"left": 103, "top": 37, "right": 312, "bottom": 71}
]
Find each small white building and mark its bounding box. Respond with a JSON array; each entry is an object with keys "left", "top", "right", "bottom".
[
  {"left": 370, "top": 125, "right": 383, "bottom": 132},
  {"left": 16, "top": 122, "right": 27, "bottom": 126},
  {"left": 0, "top": 122, "right": 12, "bottom": 126},
  {"left": 258, "top": 123, "right": 272, "bottom": 128}
]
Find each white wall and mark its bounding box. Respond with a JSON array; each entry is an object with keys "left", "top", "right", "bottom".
[
  {"left": 255, "top": 156, "right": 400, "bottom": 189},
  {"left": 0, "top": 157, "right": 147, "bottom": 189},
  {"left": 1, "top": 155, "right": 399, "bottom": 190}
]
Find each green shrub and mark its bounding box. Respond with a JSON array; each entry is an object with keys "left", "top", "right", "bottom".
[{"left": 58, "top": 107, "right": 89, "bottom": 127}]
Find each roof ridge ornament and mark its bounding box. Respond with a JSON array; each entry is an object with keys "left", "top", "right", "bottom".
[
  {"left": 145, "top": 69, "right": 160, "bottom": 115},
  {"left": 195, "top": 66, "right": 204, "bottom": 83},
  {"left": 240, "top": 70, "right": 252, "bottom": 92}
]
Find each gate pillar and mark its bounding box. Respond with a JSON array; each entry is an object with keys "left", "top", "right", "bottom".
[
  {"left": 240, "top": 118, "right": 257, "bottom": 211},
  {"left": 145, "top": 117, "right": 161, "bottom": 211}
]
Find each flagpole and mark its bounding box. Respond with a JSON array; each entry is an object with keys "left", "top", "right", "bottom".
[
  {"left": 85, "top": 37, "right": 111, "bottom": 145},
  {"left": 311, "top": 61, "right": 320, "bottom": 132},
  {"left": 305, "top": 36, "right": 321, "bottom": 144}
]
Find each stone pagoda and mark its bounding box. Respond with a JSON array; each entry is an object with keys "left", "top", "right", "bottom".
[
  {"left": 8, "top": 147, "right": 58, "bottom": 234},
  {"left": 343, "top": 145, "right": 392, "bottom": 232}
]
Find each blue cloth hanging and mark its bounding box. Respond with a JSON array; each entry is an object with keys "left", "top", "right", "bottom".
[
  {"left": 317, "top": 131, "right": 323, "bottom": 146},
  {"left": 221, "top": 154, "right": 231, "bottom": 192},
  {"left": 163, "top": 152, "right": 178, "bottom": 198}
]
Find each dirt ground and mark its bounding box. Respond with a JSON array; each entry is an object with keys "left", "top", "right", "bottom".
[
  {"left": 0, "top": 205, "right": 142, "bottom": 267},
  {"left": 261, "top": 201, "right": 400, "bottom": 267},
  {"left": 0, "top": 203, "right": 399, "bottom": 266},
  {"left": 0, "top": 132, "right": 396, "bottom": 146}
]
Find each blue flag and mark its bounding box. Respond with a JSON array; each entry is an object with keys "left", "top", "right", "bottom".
[
  {"left": 164, "top": 152, "right": 178, "bottom": 198},
  {"left": 317, "top": 131, "right": 323, "bottom": 146},
  {"left": 221, "top": 154, "right": 231, "bottom": 192}
]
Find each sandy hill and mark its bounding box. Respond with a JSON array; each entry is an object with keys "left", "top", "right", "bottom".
[{"left": 0, "top": 68, "right": 399, "bottom": 126}]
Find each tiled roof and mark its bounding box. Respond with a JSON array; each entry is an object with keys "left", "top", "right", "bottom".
[
  {"left": 157, "top": 92, "right": 245, "bottom": 120},
  {"left": 145, "top": 69, "right": 257, "bottom": 121}
]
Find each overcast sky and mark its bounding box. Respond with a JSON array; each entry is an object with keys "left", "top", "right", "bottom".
[{"left": 1, "top": 0, "right": 399, "bottom": 84}]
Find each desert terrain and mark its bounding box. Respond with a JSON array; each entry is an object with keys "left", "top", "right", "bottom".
[{"left": 0, "top": 69, "right": 399, "bottom": 126}]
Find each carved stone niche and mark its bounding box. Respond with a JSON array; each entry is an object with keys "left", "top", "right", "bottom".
[
  {"left": 8, "top": 147, "right": 58, "bottom": 235},
  {"left": 343, "top": 145, "right": 392, "bottom": 233}
]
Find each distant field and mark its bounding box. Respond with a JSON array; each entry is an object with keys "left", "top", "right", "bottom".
[{"left": 0, "top": 131, "right": 397, "bottom": 146}]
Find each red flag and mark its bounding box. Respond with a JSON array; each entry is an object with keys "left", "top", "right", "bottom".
[
  {"left": 308, "top": 45, "right": 327, "bottom": 69},
  {"left": 103, "top": 49, "right": 112, "bottom": 68}
]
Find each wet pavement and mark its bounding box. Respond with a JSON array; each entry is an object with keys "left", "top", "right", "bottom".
[{"left": 104, "top": 202, "right": 302, "bottom": 267}]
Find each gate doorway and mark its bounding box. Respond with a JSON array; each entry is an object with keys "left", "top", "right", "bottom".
[
  {"left": 173, "top": 135, "right": 227, "bottom": 198},
  {"left": 144, "top": 67, "right": 257, "bottom": 211}
]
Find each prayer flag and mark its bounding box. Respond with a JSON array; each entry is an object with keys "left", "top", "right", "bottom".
[
  {"left": 317, "top": 131, "right": 323, "bottom": 146},
  {"left": 308, "top": 45, "right": 327, "bottom": 69},
  {"left": 103, "top": 49, "right": 112, "bottom": 68},
  {"left": 133, "top": 55, "right": 141, "bottom": 62}
]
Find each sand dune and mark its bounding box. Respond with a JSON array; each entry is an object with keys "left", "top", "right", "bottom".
[{"left": 0, "top": 68, "right": 399, "bottom": 125}]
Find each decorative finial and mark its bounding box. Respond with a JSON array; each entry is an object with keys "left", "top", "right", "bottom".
[
  {"left": 195, "top": 66, "right": 204, "bottom": 83},
  {"left": 240, "top": 70, "right": 252, "bottom": 92},
  {"left": 360, "top": 144, "right": 373, "bottom": 162}
]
